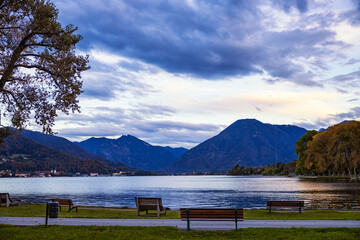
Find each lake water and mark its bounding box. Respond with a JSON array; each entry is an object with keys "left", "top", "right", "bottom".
[{"left": 1, "top": 176, "right": 359, "bottom": 209}]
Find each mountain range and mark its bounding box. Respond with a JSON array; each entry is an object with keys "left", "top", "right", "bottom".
[
  {"left": 74, "top": 135, "right": 187, "bottom": 171},
  {"left": 0, "top": 119, "right": 308, "bottom": 174},
  {"left": 20, "top": 130, "right": 134, "bottom": 171}
]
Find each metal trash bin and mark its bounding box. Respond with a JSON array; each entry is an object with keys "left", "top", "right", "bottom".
[{"left": 47, "top": 202, "right": 58, "bottom": 218}]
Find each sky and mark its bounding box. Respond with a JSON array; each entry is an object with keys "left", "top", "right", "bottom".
[{"left": 29, "top": 0, "right": 360, "bottom": 148}]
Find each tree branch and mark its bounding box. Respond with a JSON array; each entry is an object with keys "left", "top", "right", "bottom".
[
  {"left": 14, "top": 64, "right": 56, "bottom": 76},
  {"left": 20, "top": 53, "right": 41, "bottom": 58},
  {"left": 0, "top": 26, "right": 21, "bottom": 30},
  {"left": 1, "top": 88, "right": 23, "bottom": 111},
  {"left": 24, "top": 43, "right": 51, "bottom": 48}
]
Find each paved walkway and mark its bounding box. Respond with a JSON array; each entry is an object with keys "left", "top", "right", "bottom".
[{"left": 1, "top": 217, "right": 359, "bottom": 230}]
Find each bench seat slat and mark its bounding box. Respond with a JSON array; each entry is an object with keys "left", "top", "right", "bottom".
[
  {"left": 266, "top": 200, "right": 304, "bottom": 215},
  {"left": 266, "top": 201, "right": 304, "bottom": 208},
  {"left": 180, "top": 208, "right": 243, "bottom": 231},
  {"left": 182, "top": 209, "right": 239, "bottom": 213},
  {"left": 51, "top": 198, "right": 78, "bottom": 212},
  {"left": 181, "top": 214, "right": 243, "bottom": 219},
  {"left": 181, "top": 214, "right": 243, "bottom": 218}
]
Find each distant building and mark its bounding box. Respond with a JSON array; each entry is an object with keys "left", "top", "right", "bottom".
[
  {"left": 90, "top": 173, "right": 99, "bottom": 177},
  {"left": 15, "top": 173, "right": 30, "bottom": 177}
]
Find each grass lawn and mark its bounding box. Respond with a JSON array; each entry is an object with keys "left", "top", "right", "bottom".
[
  {"left": 0, "top": 204, "right": 359, "bottom": 220},
  {"left": 1, "top": 225, "right": 359, "bottom": 240},
  {"left": 0, "top": 204, "right": 179, "bottom": 219},
  {"left": 245, "top": 209, "right": 360, "bottom": 220}
]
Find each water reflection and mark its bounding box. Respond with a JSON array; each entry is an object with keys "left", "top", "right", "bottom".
[
  {"left": 0, "top": 176, "right": 359, "bottom": 209},
  {"left": 296, "top": 179, "right": 360, "bottom": 209}
]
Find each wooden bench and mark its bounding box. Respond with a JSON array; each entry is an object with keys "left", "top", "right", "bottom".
[
  {"left": 51, "top": 198, "right": 78, "bottom": 212},
  {"left": 180, "top": 208, "right": 244, "bottom": 231},
  {"left": 0, "top": 193, "right": 21, "bottom": 207},
  {"left": 135, "top": 197, "right": 169, "bottom": 217},
  {"left": 266, "top": 200, "right": 304, "bottom": 214}
]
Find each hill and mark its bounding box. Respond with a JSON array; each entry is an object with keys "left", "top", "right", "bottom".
[
  {"left": 75, "top": 135, "right": 182, "bottom": 171},
  {"left": 167, "top": 119, "right": 307, "bottom": 173},
  {"left": 0, "top": 133, "right": 115, "bottom": 174}
]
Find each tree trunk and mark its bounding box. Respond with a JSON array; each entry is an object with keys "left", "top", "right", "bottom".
[{"left": 354, "top": 167, "right": 357, "bottom": 179}]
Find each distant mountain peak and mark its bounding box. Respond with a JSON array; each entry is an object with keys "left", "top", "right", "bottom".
[
  {"left": 76, "top": 135, "right": 183, "bottom": 171},
  {"left": 167, "top": 119, "right": 307, "bottom": 173}
]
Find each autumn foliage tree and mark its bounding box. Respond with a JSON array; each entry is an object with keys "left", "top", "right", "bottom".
[
  {"left": 0, "top": 0, "right": 89, "bottom": 144},
  {"left": 304, "top": 121, "right": 360, "bottom": 177}
]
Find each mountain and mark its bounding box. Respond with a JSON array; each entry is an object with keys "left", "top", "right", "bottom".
[
  {"left": 20, "top": 130, "right": 133, "bottom": 171},
  {"left": 0, "top": 133, "right": 115, "bottom": 174},
  {"left": 164, "top": 146, "right": 188, "bottom": 158},
  {"left": 75, "top": 135, "right": 180, "bottom": 171},
  {"left": 167, "top": 119, "right": 307, "bottom": 173}
]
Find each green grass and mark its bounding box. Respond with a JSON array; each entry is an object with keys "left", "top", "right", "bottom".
[
  {"left": 0, "top": 204, "right": 179, "bottom": 219},
  {"left": 0, "top": 225, "right": 359, "bottom": 240},
  {"left": 0, "top": 204, "right": 359, "bottom": 220},
  {"left": 245, "top": 209, "right": 360, "bottom": 220}
]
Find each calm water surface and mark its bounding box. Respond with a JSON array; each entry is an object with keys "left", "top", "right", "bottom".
[{"left": 0, "top": 176, "right": 359, "bottom": 209}]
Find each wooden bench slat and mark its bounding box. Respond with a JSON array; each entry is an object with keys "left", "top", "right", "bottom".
[
  {"left": 180, "top": 208, "right": 243, "bottom": 231},
  {"left": 266, "top": 200, "right": 304, "bottom": 214},
  {"left": 51, "top": 198, "right": 78, "bottom": 212},
  {"left": 135, "top": 197, "right": 168, "bottom": 217},
  {"left": 181, "top": 215, "right": 242, "bottom": 218},
  {"left": 181, "top": 209, "right": 239, "bottom": 213}
]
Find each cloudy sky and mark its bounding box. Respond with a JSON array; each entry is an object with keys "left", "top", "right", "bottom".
[{"left": 37, "top": 0, "right": 360, "bottom": 148}]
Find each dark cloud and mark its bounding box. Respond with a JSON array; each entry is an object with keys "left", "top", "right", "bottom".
[
  {"left": 272, "top": 0, "right": 308, "bottom": 13},
  {"left": 327, "top": 70, "right": 360, "bottom": 83},
  {"left": 54, "top": 0, "right": 348, "bottom": 86},
  {"left": 345, "top": 58, "right": 360, "bottom": 65},
  {"left": 295, "top": 107, "right": 360, "bottom": 130},
  {"left": 340, "top": 0, "right": 360, "bottom": 25},
  {"left": 329, "top": 106, "right": 360, "bottom": 120},
  {"left": 325, "top": 70, "right": 360, "bottom": 92},
  {"left": 80, "top": 59, "right": 156, "bottom": 100}
]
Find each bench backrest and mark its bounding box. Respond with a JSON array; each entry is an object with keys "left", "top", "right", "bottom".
[
  {"left": 180, "top": 208, "right": 244, "bottom": 221},
  {"left": 135, "top": 197, "right": 164, "bottom": 211},
  {"left": 51, "top": 199, "right": 74, "bottom": 206},
  {"left": 267, "top": 201, "right": 304, "bottom": 208}
]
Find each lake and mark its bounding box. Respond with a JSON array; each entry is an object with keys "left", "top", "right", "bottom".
[{"left": 1, "top": 176, "right": 359, "bottom": 209}]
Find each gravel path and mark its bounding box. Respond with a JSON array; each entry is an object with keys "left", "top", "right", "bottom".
[{"left": 1, "top": 217, "right": 359, "bottom": 230}]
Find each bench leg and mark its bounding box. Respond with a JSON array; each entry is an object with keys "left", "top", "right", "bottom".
[
  {"left": 235, "top": 208, "right": 238, "bottom": 231},
  {"left": 156, "top": 200, "right": 160, "bottom": 217},
  {"left": 186, "top": 208, "right": 190, "bottom": 231}
]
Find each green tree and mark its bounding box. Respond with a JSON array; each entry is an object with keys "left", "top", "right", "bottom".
[
  {"left": 0, "top": 0, "right": 89, "bottom": 142},
  {"left": 295, "top": 130, "right": 318, "bottom": 174}
]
